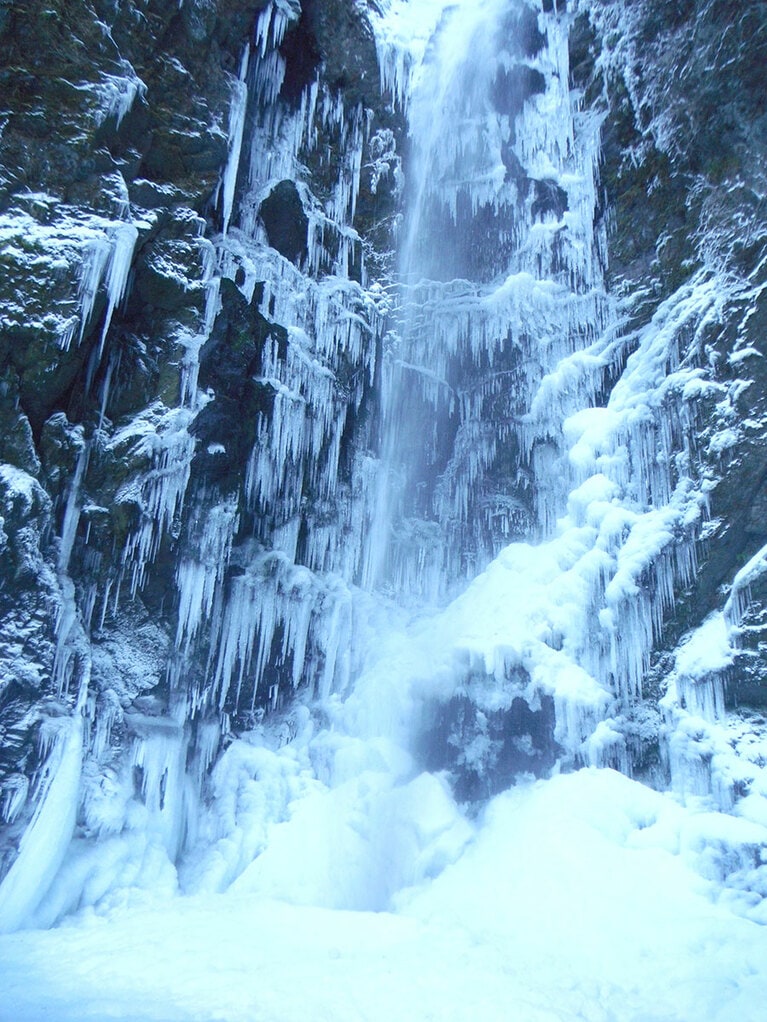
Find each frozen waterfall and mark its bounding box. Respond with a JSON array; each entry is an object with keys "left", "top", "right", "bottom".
[
  {"left": 3, "top": 1, "right": 767, "bottom": 1017},
  {"left": 365, "top": 0, "right": 610, "bottom": 605}
]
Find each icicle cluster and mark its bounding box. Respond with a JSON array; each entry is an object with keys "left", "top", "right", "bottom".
[{"left": 161, "top": 5, "right": 389, "bottom": 728}]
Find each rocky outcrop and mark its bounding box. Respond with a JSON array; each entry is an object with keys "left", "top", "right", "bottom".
[
  {"left": 0, "top": 0, "right": 401, "bottom": 918},
  {"left": 574, "top": 0, "right": 767, "bottom": 706}
]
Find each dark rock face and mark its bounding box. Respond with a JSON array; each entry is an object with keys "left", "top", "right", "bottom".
[
  {"left": 0, "top": 0, "right": 401, "bottom": 914},
  {"left": 421, "top": 683, "right": 560, "bottom": 803},
  {"left": 300, "top": 0, "right": 380, "bottom": 106},
  {"left": 532, "top": 180, "right": 568, "bottom": 222},
  {"left": 576, "top": 0, "right": 767, "bottom": 720},
  {"left": 259, "top": 181, "right": 309, "bottom": 263}
]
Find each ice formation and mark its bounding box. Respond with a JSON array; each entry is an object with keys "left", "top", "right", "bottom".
[
  {"left": 219, "top": 48, "right": 251, "bottom": 237},
  {"left": 2, "top": 5, "right": 767, "bottom": 1002}
]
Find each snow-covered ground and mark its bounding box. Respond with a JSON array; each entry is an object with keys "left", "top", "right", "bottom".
[{"left": 1, "top": 768, "right": 766, "bottom": 1022}]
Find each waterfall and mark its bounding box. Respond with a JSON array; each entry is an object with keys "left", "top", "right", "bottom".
[
  {"left": 3, "top": 0, "right": 767, "bottom": 969},
  {"left": 365, "top": 0, "right": 611, "bottom": 607},
  {"left": 354, "top": 0, "right": 725, "bottom": 790}
]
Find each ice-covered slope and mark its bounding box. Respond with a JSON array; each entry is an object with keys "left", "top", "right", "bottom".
[{"left": 3, "top": 770, "right": 767, "bottom": 1021}]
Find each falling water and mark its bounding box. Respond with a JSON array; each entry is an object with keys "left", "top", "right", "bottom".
[{"left": 365, "top": 0, "right": 610, "bottom": 604}]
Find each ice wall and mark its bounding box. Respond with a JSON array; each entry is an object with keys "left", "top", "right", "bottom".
[
  {"left": 168, "top": 9, "right": 387, "bottom": 724},
  {"left": 0, "top": 0, "right": 385, "bottom": 929},
  {"left": 0, "top": 0, "right": 397, "bottom": 930}
]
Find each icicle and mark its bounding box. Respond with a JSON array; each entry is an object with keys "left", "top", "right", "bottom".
[
  {"left": 113, "top": 407, "right": 198, "bottom": 598},
  {"left": 129, "top": 718, "right": 188, "bottom": 860},
  {"left": 253, "top": 0, "right": 300, "bottom": 59},
  {"left": 208, "top": 550, "right": 352, "bottom": 713},
  {"left": 724, "top": 542, "right": 767, "bottom": 630},
  {"left": 179, "top": 237, "right": 220, "bottom": 409},
  {"left": 97, "top": 349, "right": 119, "bottom": 429},
  {"left": 96, "top": 222, "right": 139, "bottom": 361},
  {"left": 0, "top": 678, "right": 87, "bottom": 933},
  {"left": 0, "top": 776, "right": 29, "bottom": 826},
  {"left": 176, "top": 498, "right": 239, "bottom": 655},
  {"left": 94, "top": 67, "right": 147, "bottom": 128},
  {"left": 220, "top": 47, "right": 250, "bottom": 236},
  {"left": 74, "top": 236, "right": 112, "bottom": 347},
  {"left": 61, "top": 220, "right": 139, "bottom": 356},
  {"left": 58, "top": 441, "right": 89, "bottom": 574}
]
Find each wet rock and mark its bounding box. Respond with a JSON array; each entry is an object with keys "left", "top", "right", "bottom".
[
  {"left": 491, "top": 65, "right": 546, "bottom": 117},
  {"left": 300, "top": 0, "right": 380, "bottom": 108},
  {"left": 259, "top": 180, "right": 309, "bottom": 264},
  {"left": 420, "top": 673, "right": 561, "bottom": 802},
  {"left": 568, "top": 10, "right": 598, "bottom": 90},
  {"left": 279, "top": 8, "right": 323, "bottom": 105},
  {"left": 531, "top": 179, "right": 568, "bottom": 221}
]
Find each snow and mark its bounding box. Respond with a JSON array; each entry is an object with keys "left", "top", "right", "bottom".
[
  {"left": 725, "top": 541, "right": 767, "bottom": 627},
  {"left": 676, "top": 613, "right": 734, "bottom": 683},
  {"left": 3, "top": 770, "right": 767, "bottom": 1020}
]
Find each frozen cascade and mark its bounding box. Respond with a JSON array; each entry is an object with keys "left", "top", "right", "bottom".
[
  {"left": 5, "top": 0, "right": 767, "bottom": 966},
  {"left": 364, "top": 0, "right": 611, "bottom": 604},
  {"left": 173, "top": 232, "right": 222, "bottom": 411},
  {"left": 0, "top": 682, "right": 87, "bottom": 934},
  {"left": 129, "top": 715, "right": 189, "bottom": 863},
  {"left": 356, "top": 0, "right": 744, "bottom": 786},
  {"left": 657, "top": 541, "right": 767, "bottom": 809},
  {"left": 57, "top": 437, "right": 89, "bottom": 575}
]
